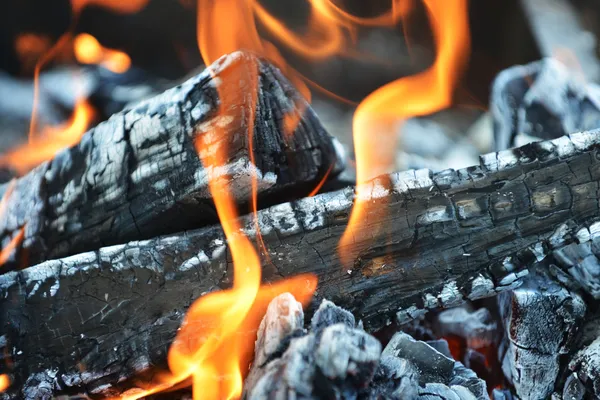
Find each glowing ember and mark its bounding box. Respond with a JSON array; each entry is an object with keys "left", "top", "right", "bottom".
[
  {"left": 339, "top": 0, "right": 471, "bottom": 265},
  {"left": 0, "top": 374, "right": 9, "bottom": 392},
  {"left": 0, "top": 99, "right": 95, "bottom": 175},
  {"left": 74, "top": 33, "right": 131, "bottom": 73}
]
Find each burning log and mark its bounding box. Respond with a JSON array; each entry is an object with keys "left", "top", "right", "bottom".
[
  {"left": 4, "top": 129, "right": 600, "bottom": 396},
  {"left": 497, "top": 268, "right": 586, "bottom": 399},
  {"left": 0, "top": 50, "right": 339, "bottom": 270}
]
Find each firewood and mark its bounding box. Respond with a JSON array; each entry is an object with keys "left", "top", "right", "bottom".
[
  {"left": 0, "top": 50, "right": 339, "bottom": 271},
  {"left": 4, "top": 129, "right": 600, "bottom": 396}
]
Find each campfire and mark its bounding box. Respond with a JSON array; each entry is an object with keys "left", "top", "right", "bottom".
[{"left": 1, "top": 0, "right": 600, "bottom": 399}]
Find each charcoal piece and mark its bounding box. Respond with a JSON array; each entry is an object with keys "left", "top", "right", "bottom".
[
  {"left": 448, "top": 363, "right": 487, "bottom": 399},
  {"left": 371, "top": 356, "right": 419, "bottom": 399},
  {"left": 8, "top": 130, "right": 600, "bottom": 395},
  {"left": 491, "top": 58, "right": 600, "bottom": 150},
  {"left": 568, "top": 335, "right": 600, "bottom": 398},
  {"left": 314, "top": 325, "right": 381, "bottom": 390},
  {"left": 552, "top": 231, "right": 600, "bottom": 298},
  {"left": 383, "top": 332, "right": 454, "bottom": 385},
  {"left": 244, "top": 296, "right": 381, "bottom": 400},
  {"left": 310, "top": 299, "right": 356, "bottom": 336},
  {"left": 382, "top": 333, "right": 487, "bottom": 399},
  {"left": 436, "top": 306, "right": 497, "bottom": 349},
  {"left": 562, "top": 372, "right": 586, "bottom": 400},
  {"left": 426, "top": 340, "right": 453, "bottom": 359},
  {"left": 0, "top": 50, "right": 338, "bottom": 270},
  {"left": 497, "top": 269, "right": 586, "bottom": 399},
  {"left": 244, "top": 293, "right": 306, "bottom": 396}
]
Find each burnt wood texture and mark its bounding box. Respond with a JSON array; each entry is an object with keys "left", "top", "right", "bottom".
[
  {"left": 0, "top": 50, "right": 338, "bottom": 271},
  {"left": 4, "top": 129, "right": 600, "bottom": 397}
]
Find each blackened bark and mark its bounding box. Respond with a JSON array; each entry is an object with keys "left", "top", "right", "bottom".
[
  {"left": 0, "top": 50, "right": 338, "bottom": 271},
  {"left": 3, "top": 130, "right": 600, "bottom": 397}
]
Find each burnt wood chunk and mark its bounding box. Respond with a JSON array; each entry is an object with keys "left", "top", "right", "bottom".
[
  {"left": 491, "top": 58, "right": 600, "bottom": 150},
  {"left": 0, "top": 50, "right": 338, "bottom": 271},
  {"left": 5, "top": 130, "right": 600, "bottom": 396},
  {"left": 568, "top": 335, "right": 600, "bottom": 398},
  {"left": 497, "top": 268, "right": 586, "bottom": 399},
  {"left": 244, "top": 296, "right": 381, "bottom": 399},
  {"left": 381, "top": 332, "right": 487, "bottom": 399}
]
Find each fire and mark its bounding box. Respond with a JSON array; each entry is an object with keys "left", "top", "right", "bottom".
[
  {"left": 0, "top": 374, "right": 9, "bottom": 392},
  {"left": 70, "top": 0, "right": 149, "bottom": 14},
  {"left": 0, "top": 180, "right": 25, "bottom": 268},
  {"left": 74, "top": 33, "right": 131, "bottom": 73},
  {"left": 339, "top": 0, "right": 471, "bottom": 265},
  {"left": 0, "top": 228, "right": 25, "bottom": 268},
  {"left": 113, "top": 52, "right": 318, "bottom": 399},
  {"left": 0, "top": 100, "right": 95, "bottom": 175},
  {"left": 26, "top": 0, "right": 142, "bottom": 142}
]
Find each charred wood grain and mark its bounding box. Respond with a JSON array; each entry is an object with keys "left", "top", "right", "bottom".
[
  {"left": 0, "top": 51, "right": 338, "bottom": 271},
  {"left": 5, "top": 130, "right": 600, "bottom": 396}
]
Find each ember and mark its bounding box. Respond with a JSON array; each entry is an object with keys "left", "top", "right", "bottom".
[{"left": 2, "top": 0, "right": 600, "bottom": 399}]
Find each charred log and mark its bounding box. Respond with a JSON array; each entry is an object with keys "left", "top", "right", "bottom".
[
  {"left": 0, "top": 50, "right": 338, "bottom": 270},
  {"left": 491, "top": 58, "right": 600, "bottom": 150},
  {"left": 4, "top": 130, "right": 600, "bottom": 396}
]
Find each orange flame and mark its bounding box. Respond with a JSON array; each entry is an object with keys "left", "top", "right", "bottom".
[
  {"left": 74, "top": 33, "right": 131, "bottom": 73},
  {"left": 0, "top": 228, "right": 25, "bottom": 268},
  {"left": 27, "top": 0, "right": 144, "bottom": 141},
  {"left": 0, "top": 99, "right": 95, "bottom": 175},
  {"left": 70, "top": 0, "right": 149, "bottom": 14},
  {"left": 339, "top": 0, "right": 471, "bottom": 266},
  {"left": 113, "top": 52, "right": 317, "bottom": 399},
  {"left": 0, "top": 374, "right": 9, "bottom": 392}
]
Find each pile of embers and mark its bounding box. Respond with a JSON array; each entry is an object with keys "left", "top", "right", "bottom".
[{"left": 1, "top": 53, "right": 600, "bottom": 399}]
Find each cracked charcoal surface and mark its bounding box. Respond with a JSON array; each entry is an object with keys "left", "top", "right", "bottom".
[
  {"left": 381, "top": 332, "right": 487, "bottom": 399},
  {"left": 5, "top": 129, "right": 600, "bottom": 395},
  {"left": 0, "top": 50, "right": 338, "bottom": 271},
  {"left": 567, "top": 335, "right": 600, "bottom": 397},
  {"left": 492, "top": 58, "right": 600, "bottom": 151},
  {"left": 246, "top": 295, "right": 486, "bottom": 400},
  {"left": 497, "top": 268, "right": 586, "bottom": 399}
]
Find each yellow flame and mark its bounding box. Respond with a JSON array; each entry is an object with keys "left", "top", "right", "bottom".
[
  {"left": 74, "top": 33, "right": 131, "bottom": 73},
  {"left": 0, "top": 374, "right": 9, "bottom": 392},
  {"left": 0, "top": 100, "right": 95, "bottom": 175},
  {"left": 339, "top": 0, "right": 470, "bottom": 265},
  {"left": 70, "top": 0, "right": 149, "bottom": 14}
]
